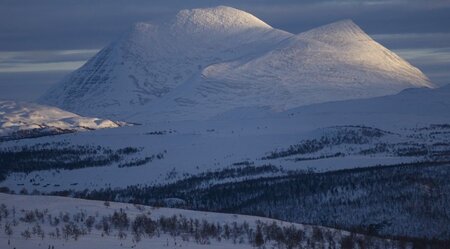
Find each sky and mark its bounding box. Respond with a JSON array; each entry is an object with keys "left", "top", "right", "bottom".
[{"left": 0, "top": 0, "right": 449, "bottom": 101}]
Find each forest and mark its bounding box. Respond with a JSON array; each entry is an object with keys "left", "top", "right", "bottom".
[{"left": 57, "top": 161, "right": 450, "bottom": 242}]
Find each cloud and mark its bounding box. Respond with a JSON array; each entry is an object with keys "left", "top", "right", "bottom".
[
  {"left": 0, "top": 71, "right": 67, "bottom": 101},
  {"left": 0, "top": 49, "right": 98, "bottom": 64},
  {"left": 372, "top": 33, "right": 450, "bottom": 49},
  {"left": 391, "top": 47, "right": 450, "bottom": 86},
  {"left": 394, "top": 47, "right": 450, "bottom": 66},
  {"left": 1, "top": 0, "right": 449, "bottom": 50},
  {"left": 0, "top": 49, "right": 98, "bottom": 72},
  {"left": 0, "top": 61, "right": 86, "bottom": 73}
]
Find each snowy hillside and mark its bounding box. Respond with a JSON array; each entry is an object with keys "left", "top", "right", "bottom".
[
  {"left": 0, "top": 193, "right": 429, "bottom": 249},
  {"left": 39, "top": 6, "right": 432, "bottom": 121},
  {"left": 0, "top": 100, "right": 122, "bottom": 141},
  {"left": 278, "top": 84, "right": 450, "bottom": 120}
]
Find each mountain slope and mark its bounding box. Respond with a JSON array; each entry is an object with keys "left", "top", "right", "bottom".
[
  {"left": 0, "top": 100, "right": 121, "bottom": 140},
  {"left": 40, "top": 6, "right": 433, "bottom": 122}
]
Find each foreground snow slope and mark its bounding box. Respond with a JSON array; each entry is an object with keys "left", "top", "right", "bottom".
[
  {"left": 0, "top": 193, "right": 411, "bottom": 249},
  {"left": 39, "top": 6, "right": 432, "bottom": 121},
  {"left": 0, "top": 100, "right": 122, "bottom": 140}
]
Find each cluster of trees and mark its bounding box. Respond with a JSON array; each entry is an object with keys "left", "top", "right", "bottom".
[
  {"left": 263, "top": 139, "right": 325, "bottom": 159},
  {"left": 293, "top": 152, "right": 344, "bottom": 162},
  {"left": 0, "top": 127, "right": 74, "bottom": 142},
  {"left": 263, "top": 126, "right": 388, "bottom": 159},
  {"left": 0, "top": 143, "right": 155, "bottom": 180},
  {"left": 145, "top": 129, "right": 176, "bottom": 135},
  {"left": 395, "top": 144, "right": 429, "bottom": 157},
  {"left": 413, "top": 124, "right": 450, "bottom": 132},
  {"left": 118, "top": 151, "right": 166, "bottom": 168},
  {"left": 145, "top": 131, "right": 166, "bottom": 135},
  {"left": 1, "top": 203, "right": 431, "bottom": 249},
  {"left": 360, "top": 142, "right": 450, "bottom": 160},
  {"left": 232, "top": 161, "right": 254, "bottom": 166},
  {"left": 263, "top": 125, "right": 450, "bottom": 161}
]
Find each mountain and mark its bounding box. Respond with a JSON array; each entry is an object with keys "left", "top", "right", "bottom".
[
  {"left": 39, "top": 6, "right": 290, "bottom": 119},
  {"left": 0, "top": 100, "right": 122, "bottom": 140},
  {"left": 39, "top": 6, "right": 432, "bottom": 122}
]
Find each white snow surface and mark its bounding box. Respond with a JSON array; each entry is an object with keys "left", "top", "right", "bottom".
[
  {"left": 2, "top": 85, "right": 449, "bottom": 193},
  {"left": 0, "top": 100, "right": 121, "bottom": 138},
  {"left": 39, "top": 6, "right": 433, "bottom": 122}
]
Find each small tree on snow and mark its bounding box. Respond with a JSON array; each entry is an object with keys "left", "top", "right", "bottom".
[{"left": 254, "top": 225, "right": 264, "bottom": 248}]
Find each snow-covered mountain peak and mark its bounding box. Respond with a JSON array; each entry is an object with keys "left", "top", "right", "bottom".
[
  {"left": 304, "top": 19, "right": 362, "bottom": 34},
  {"left": 127, "top": 6, "right": 275, "bottom": 42},
  {"left": 171, "top": 6, "right": 272, "bottom": 34},
  {"left": 130, "top": 22, "right": 156, "bottom": 35},
  {"left": 298, "top": 19, "right": 371, "bottom": 45}
]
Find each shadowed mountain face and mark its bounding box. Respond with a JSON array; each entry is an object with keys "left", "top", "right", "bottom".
[{"left": 39, "top": 6, "right": 433, "bottom": 122}]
